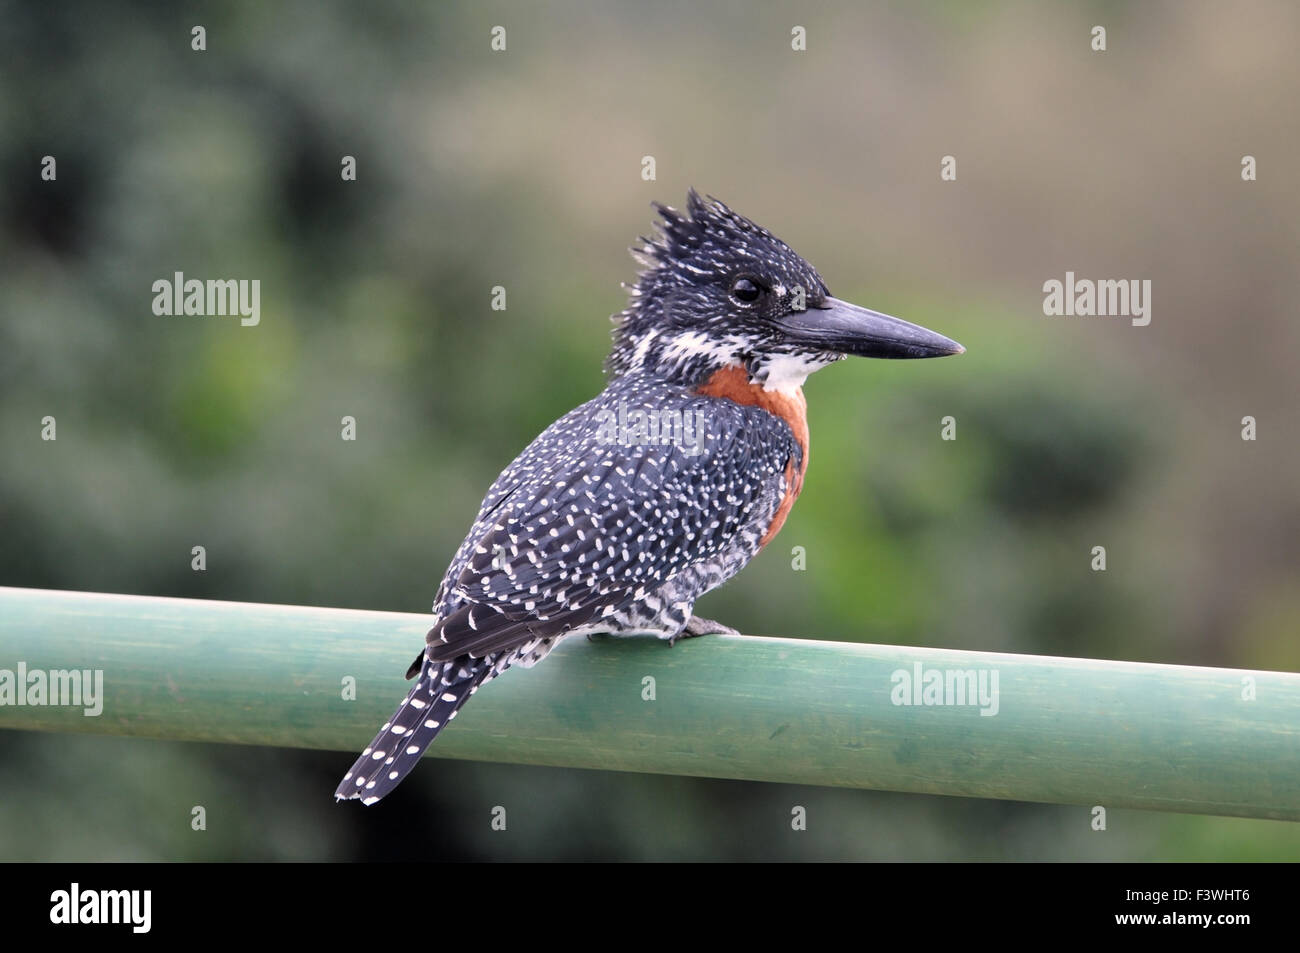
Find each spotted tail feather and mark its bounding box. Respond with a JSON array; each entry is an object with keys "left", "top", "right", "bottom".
[{"left": 334, "top": 655, "right": 490, "bottom": 805}]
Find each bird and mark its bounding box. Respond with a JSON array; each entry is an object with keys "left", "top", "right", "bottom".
[{"left": 336, "top": 189, "right": 964, "bottom": 804}]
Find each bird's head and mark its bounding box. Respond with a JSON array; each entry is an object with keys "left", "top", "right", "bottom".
[{"left": 607, "top": 190, "right": 963, "bottom": 392}]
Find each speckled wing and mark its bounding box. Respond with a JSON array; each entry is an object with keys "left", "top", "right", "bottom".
[{"left": 425, "top": 378, "right": 801, "bottom": 662}]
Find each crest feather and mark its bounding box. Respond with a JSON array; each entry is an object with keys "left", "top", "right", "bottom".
[{"left": 637, "top": 188, "right": 785, "bottom": 267}]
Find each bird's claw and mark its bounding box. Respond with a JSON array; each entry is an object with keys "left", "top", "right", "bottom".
[{"left": 670, "top": 615, "right": 741, "bottom": 646}]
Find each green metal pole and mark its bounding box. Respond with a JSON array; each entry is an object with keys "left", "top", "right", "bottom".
[{"left": 0, "top": 586, "right": 1296, "bottom": 819}]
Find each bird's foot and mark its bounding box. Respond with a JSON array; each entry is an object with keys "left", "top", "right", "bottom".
[
  {"left": 684, "top": 615, "right": 740, "bottom": 636},
  {"left": 669, "top": 615, "right": 741, "bottom": 646}
]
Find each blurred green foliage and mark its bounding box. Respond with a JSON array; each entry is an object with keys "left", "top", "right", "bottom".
[{"left": 1, "top": 0, "right": 1297, "bottom": 859}]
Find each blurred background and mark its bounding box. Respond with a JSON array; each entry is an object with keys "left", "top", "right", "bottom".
[{"left": 1, "top": 0, "right": 1297, "bottom": 860}]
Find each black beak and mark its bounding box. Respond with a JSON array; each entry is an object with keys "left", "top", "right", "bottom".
[{"left": 773, "top": 297, "right": 965, "bottom": 359}]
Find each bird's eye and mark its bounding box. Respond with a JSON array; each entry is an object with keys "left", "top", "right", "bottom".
[{"left": 731, "top": 277, "right": 762, "bottom": 303}]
